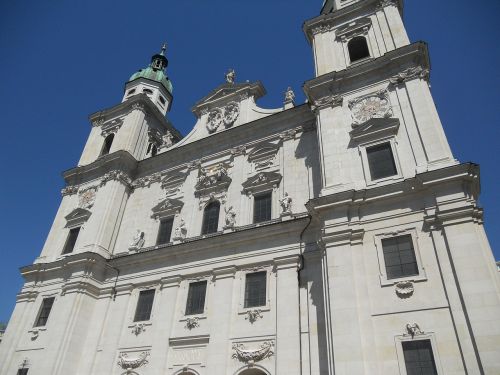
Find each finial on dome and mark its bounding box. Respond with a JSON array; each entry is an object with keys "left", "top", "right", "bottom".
[{"left": 160, "top": 42, "right": 167, "bottom": 56}]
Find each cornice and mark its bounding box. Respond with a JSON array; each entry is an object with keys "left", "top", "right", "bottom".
[
  {"left": 62, "top": 150, "right": 137, "bottom": 188},
  {"left": 304, "top": 42, "right": 430, "bottom": 105},
  {"left": 89, "top": 94, "right": 182, "bottom": 141},
  {"left": 110, "top": 216, "right": 310, "bottom": 269},
  {"left": 307, "top": 0, "right": 403, "bottom": 43},
  {"left": 307, "top": 163, "right": 480, "bottom": 215}
]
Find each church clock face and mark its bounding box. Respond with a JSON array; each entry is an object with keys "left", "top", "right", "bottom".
[{"left": 350, "top": 94, "right": 391, "bottom": 124}]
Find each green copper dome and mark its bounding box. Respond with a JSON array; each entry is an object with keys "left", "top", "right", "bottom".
[{"left": 127, "top": 44, "right": 173, "bottom": 94}]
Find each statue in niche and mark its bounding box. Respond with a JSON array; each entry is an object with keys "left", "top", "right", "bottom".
[
  {"left": 174, "top": 219, "right": 187, "bottom": 240},
  {"left": 129, "top": 230, "right": 145, "bottom": 251},
  {"left": 280, "top": 192, "right": 292, "bottom": 214},
  {"left": 224, "top": 205, "right": 236, "bottom": 228}
]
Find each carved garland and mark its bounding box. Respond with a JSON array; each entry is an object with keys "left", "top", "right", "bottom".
[
  {"left": 117, "top": 351, "right": 150, "bottom": 370},
  {"left": 389, "top": 66, "right": 430, "bottom": 86},
  {"left": 232, "top": 341, "right": 274, "bottom": 363}
]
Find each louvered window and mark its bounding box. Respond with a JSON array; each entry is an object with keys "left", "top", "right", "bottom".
[
  {"left": 201, "top": 201, "right": 220, "bottom": 235},
  {"left": 382, "top": 235, "right": 418, "bottom": 279},
  {"left": 133, "top": 289, "right": 155, "bottom": 322},
  {"left": 366, "top": 142, "right": 397, "bottom": 180},
  {"left": 402, "top": 340, "right": 438, "bottom": 375},
  {"left": 157, "top": 218, "right": 174, "bottom": 245},
  {"left": 62, "top": 227, "right": 80, "bottom": 254},
  {"left": 244, "top": 271, "right": 267, "bottom": 308},
  {"left": 34, "top": 297, "right": 55, "bottom": 327},
  {"left": 185, "top": 281, "right": 207, "bottom": 315},
  {"left": 254, "top": 192, "right": 272, "bottom": 223}
]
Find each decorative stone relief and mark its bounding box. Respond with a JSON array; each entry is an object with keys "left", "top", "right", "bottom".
[
  {"left": 349, "top": 90, "right": 392, "bottom": 126},
  {"left": 131, "top": 322, "right": 146, "bottom": 335},
  {"left": 185, "top": 317, "right": 200, "bottom": 330},
  {"left": 378, "top": 0, "right": 399, "bottom": 9},
  {"left": 101, "top": 119, "right": 123, "bottom": 137},
  {"left": 198, "top": 191, "right": 227, "bottom": 210},
  {"left": 133, "top": 172, "right": 161, "bottom": 189},
  {"left": 131, "top": 102, "right": 146, "bottom": 113},
  {"left": 232, "top": 341, "right": 274, "bottom": 364},
  {"left": 405, "top": 323, "right": 423, "bottom": 338},
  {"left": 395, "top": 280, "right": 414, "bottom": 299},
  {"left": 100, "top": 170, "right": 132, "bottom": 188},
  {"left": 61, "top": 185, "right": 79, "bottom": 197},
  {"left": 280, "top": 192, "right": 293, "bottom": 215},
  {"left": 151, "top": 198, "right": 184, "bottom": 220},
  {"left": 207, "top": 108, "right": 224, "bottom": 133},
  {"left": 173, "top": 219, "right": 187, "bottom": 241},
  {"left": 129, "top": 230, "right": 145, "bottom": 251},
  {"left": 147, "top": 128, "right": 163, "bottom": 147},
  {"left": 230, "top": 145, "right": 246, "bottom": 156},
  {"left": 78, "top": 186, "right": 97, "bottom": 209},
  {"left": 311, "top": 95, "right": 343, "bottom": 113},
  {"left": 245, "top": 309, "right": 263, "bottom": 324},
  {"left": 223, "top": 101, "right": 240, "bottom": 127},
  {"left": 195, "top": 163, "right": 231, "bottom": 197},
  {"left": 311, "top": 22, "right": 334, "bottom": 35},
  {"left": 279, "top": 129, "right": 297, "bottom": 141},
  {"left": 336, "top": 17, "right": 371, "bottom": 42},
  {"left": 29, "top": 329, "right": 40, "bottom": 340},
  {"left": 160, "top": 172, "right": 186, "bottom": 196},
  {"left": 117, "top": 351, "right": 150, "bottom": 371},
  {"left": 224, "top": 205, "right": 237, "bottom": 229},
  {"left": 91, "top": 117, "right": 105, "bottom": 127},
  {"left": 389, "top": 66, "right": 430, "bottom": 86}
]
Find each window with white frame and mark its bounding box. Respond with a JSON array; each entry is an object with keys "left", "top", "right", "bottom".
[
  {"left": 375, "top": 229, "right": 427, "bottom": 286},
  {"left": 402, "top": 339, "right": 438, "bottom": 375},
  {"left": 253, "top": 192, "right": 272, "bottom": 223},
  {"left": 366, "top": 142, "right": 398, "bottom": 180},
  {"left": 133, "top": 289, "right": 155, "bottom": 322},
  {"left": 34, "top": 297, "right": 55, "bottom": 327},
  {"left": 185, "top": 281, "right": 207, "bottom": 315},
  {"left": 62, "top": 227, "right": 80, "bottom": 254},
  {"left": 382, "top": 234, "right": 419, "bottom": 280},
  {"left": 244, "top": 271, "right": 267, "bottom": 308}
]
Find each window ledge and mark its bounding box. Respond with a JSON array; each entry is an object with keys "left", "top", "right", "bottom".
[
  {"left": 379, "top": 274, "right": 427, "bottom": 288},
  {"left": 238, "top": 306, "right": 270, "bottom": 315}
]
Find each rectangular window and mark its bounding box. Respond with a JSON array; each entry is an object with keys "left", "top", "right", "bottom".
[
  {"left": 34, "top": 297, "right": 55, "bottom": 327},
  {"left": 366, "top": 142, "right": 397, "bottom": 180},
  {"left": 402, "top": 339, "right": 438, "bottom": 375},
  {"left": 17, "top": 370, "right": 29, "bottom": 375},
  {"left": 62, "top": 227, "right": 80, "bottom": 254},
  {"left": 382, "top": 235, "right": 418, "bottom": 279},
  {"left": 253, "top": 192, "right": 272, "bottom": 223},
  {"left": 133, "top": 289, "right": 155, "bottom": 322},
  {"left": 244, "top": 271, "right": 267, "bottom": 308},
  {"left": 185, "top": 281, "right": 207, "bottom": 315},
  {"left": 156, "top": 218, "right": 174, "bottom": 245}
]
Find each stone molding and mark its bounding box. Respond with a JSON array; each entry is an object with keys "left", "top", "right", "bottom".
[
  {"left": 100, "top": 119, "right": 124, "bottom": 137},
  {"left": 311, "top": 95, "right": 343, "bottom": 114},
  {"left": 151, "top": 198, "right": 184, "bottom": 220},
  {"left": 242, "top": 171, "right": 282, "bottom": 195},
  {"left": 335, "top": 16, "right": 371, "bottom": 42},
  {"left": 160, "top": 275, "right": 182, "bottom": 289},
  {"left": 100, "top": 170, "right": 133, "bottom": 188},
  {"left": 322, "top": 227, "right": 365, "bottom": 246}
]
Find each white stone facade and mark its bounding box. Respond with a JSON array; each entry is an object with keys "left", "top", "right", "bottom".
[{"left": 1, "top": 1, "right": 500, "bottom": 375}]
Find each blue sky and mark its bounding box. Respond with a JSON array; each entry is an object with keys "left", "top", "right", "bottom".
[{"left": 0, "top": 0, "right": 498, "bottom": 323}]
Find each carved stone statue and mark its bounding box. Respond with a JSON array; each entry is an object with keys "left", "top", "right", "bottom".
[
  {"left": 284, "top": 87, "right": 295, "bottom": 103},
  {"left": 225, "top": 69, "right": 236, "bottom": 84},
  {"left": 174, "top": 219, "right": 187, "bottom": 240},
  {"left": 129, "top": 230, "right": 145, "bottom": 251},
  {"left": 162, "top": 131, "right": 174, "bottom": 148},
  {"left": 224, "top": 205, "right": 236, "bottom": 228},
  {"left": 280, "top": 192, "right": 292, "bottom": 214}
]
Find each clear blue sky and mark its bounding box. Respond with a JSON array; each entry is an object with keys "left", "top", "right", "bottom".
[{"left": 0, "top": 0, "right": 498, "bottom": 323}]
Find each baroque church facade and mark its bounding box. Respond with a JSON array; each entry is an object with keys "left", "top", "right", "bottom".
[{"left": 1, "top": 0, "right": 499, "bottom": 374}]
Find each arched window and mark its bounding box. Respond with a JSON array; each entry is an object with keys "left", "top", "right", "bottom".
[
  {"left": 348, "top": 36, "right": 370, "bottom": 62},
  {"left": 201, "top": 201, "right": 220, "bottom": 235},
  {"left": 143, "top": 88, "right": 153, "bottom": 96},
  {"left": 100, "top": 134, "right": 114, "bottom": 156}
]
